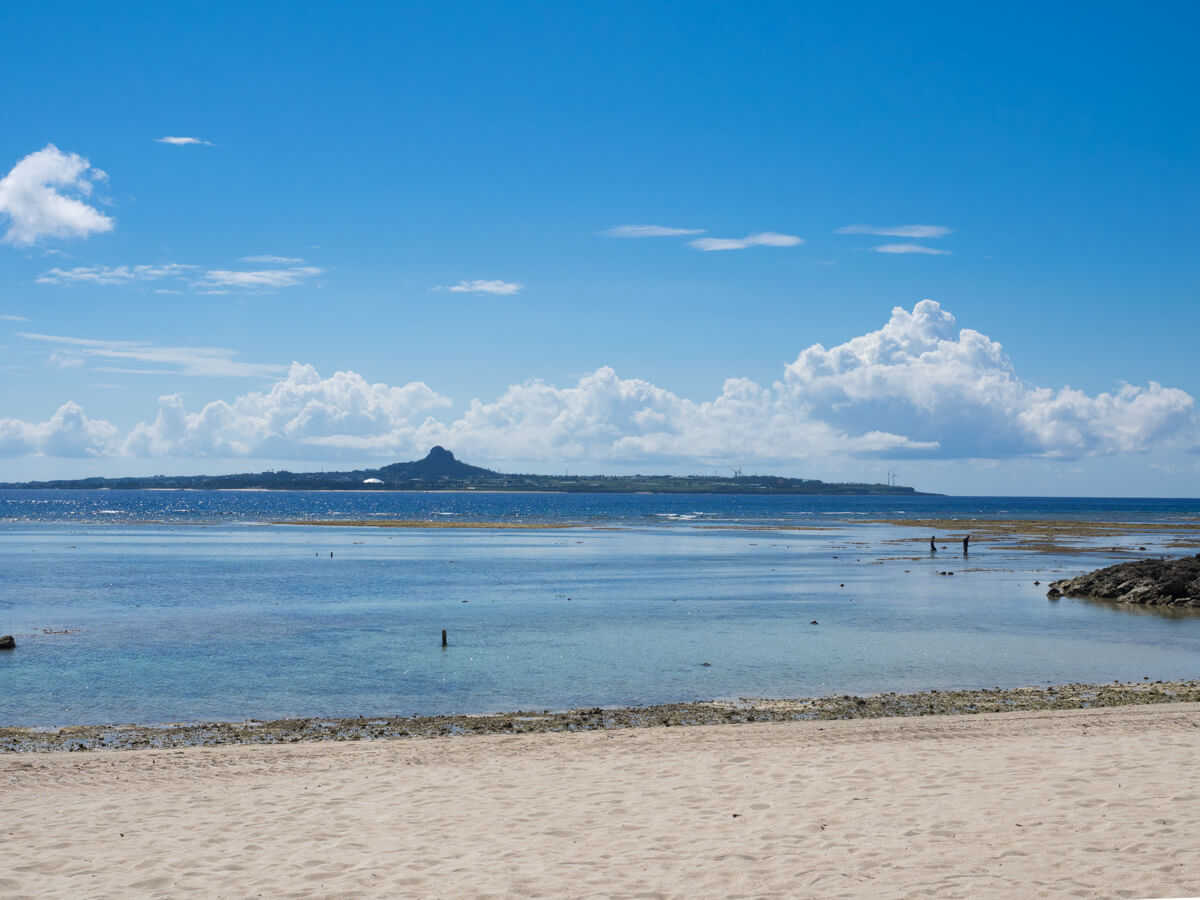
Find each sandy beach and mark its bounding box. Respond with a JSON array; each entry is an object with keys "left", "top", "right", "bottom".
[{"left": 4, "top": 703, "right": 1199, "bottom": 898}]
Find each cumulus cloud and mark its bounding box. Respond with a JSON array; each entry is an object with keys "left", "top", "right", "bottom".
[
  {"left": 0, "top": 145, "right": 114, "bottom": 245},
  {"left": 123, "top": 363, "right": 450, "bottom": 458},
  {"left": 871, "top": 244, "right": 951, "bottom": 256},
  {"left": 688, "top": 232, "right": 803, "bottom": 252},
  {"left": 836, "top": 224, "right": 952, "bottom": 238},
  {"left": 600, "top": 224, "right": 706, "bottom": 238},
  {"left": 155, "top": 136, "right": 212, "bottom": 146},
  {"left": 0, "top": 402, "right": 118, "bottom": 457},
  {"left": 443, "top": 279, "right": 523, "bottom": 295},
  {"left": 779, "top": 300, "right": 1195, "bottom": 458},
  {"left": 5, "top": 301, "right": 1196, "bottom": 466}
]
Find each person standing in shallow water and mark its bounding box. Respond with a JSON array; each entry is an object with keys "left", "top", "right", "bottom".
[
  {"left": 963, "top": 535, "right": 970, "bottom": 554},
  {"left": 930, "top": 536, "right": 937, "bottom": 552}
]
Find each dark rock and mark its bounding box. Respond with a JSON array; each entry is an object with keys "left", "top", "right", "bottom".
[
  {"left": 1047, "top": 554, "right": 1200, "bottom": 607},
  {"left": 0, "top": 635, "right": 13, "bottom": 650}
]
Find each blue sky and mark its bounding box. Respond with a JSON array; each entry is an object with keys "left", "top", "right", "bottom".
[{"left": 2, "top": 1, "right": 1198, "bottom": 494}]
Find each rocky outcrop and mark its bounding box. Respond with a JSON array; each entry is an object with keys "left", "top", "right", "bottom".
[
  {"left": 1047, "top": 554, "right": 1200, "bottom": 607},
  {"left": 0, "top": 635, "right": 14, "bottom": 650}
]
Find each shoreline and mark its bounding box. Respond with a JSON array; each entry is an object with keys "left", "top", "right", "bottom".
[{"left": 5, "top": 678, "right": 1199, "bottom": 753}]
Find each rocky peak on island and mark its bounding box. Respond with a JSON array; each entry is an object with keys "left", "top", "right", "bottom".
[{"left": 377, "top": 446, "right": 497, "bottom": 480}]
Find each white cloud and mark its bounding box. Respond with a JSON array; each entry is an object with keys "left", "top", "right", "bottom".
[
  {"left": 197, "top": 266, "right": 324, "bottom": 290},
  {"left": 600, "top": 224, "right": 706, "bottom": 238},
  {"left": 779, "top": 300, "right": 1195, "bottom": 458},
  {"left": 36, "top": 260, "right": 322, "bottom": 293},
  {"left": 872, "top": 244, "right": 951, "bottom": 256},
  {"left": 0, "top": 402, "right": 118, "bottom": 457},
  {"left": 47, "top": 349, "right": 85, "bottom": 368},
  {"left": 155, "top": 136, "right": 212, "bottom": 146},
  {"left": 836, "top": 224, "right": 952, "bottom": 238},
  {"left": 1, "top": 314, "right": 30, "bottom": 322},
  {"left": 5, "top": 301, "right": 1196, "bottom": 466},
  {"left": 0, "top": 144, "right": 114, "bottom": 245},
  {"left": 444, "top": 279, "right": 523, "bottom": 295},
  {"left": 123, "top": 363, "right": 450, "bottom": 457},
  {"left": 19, "top": 332, "right": 286, "bottom": 378},
  {"left": 689, "top": 232, "right": 803, "bottom": 252},
  {"left": 37, "top": 263, "right": 198, "bottom": 285},
  {"left": 241, "top": 255, "right": 305, "bottom": 264}
]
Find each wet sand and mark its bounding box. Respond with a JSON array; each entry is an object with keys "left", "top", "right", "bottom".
[{"left": 4, "top": 702, "right": 1199, "bottom": 898}]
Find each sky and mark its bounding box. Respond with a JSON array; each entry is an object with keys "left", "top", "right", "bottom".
[{"left": 2, "top": 1, "right": 1198, "bottom": 495}]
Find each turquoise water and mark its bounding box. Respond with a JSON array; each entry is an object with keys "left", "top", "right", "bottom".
[{"left": 2, "top": 491, "right": 1199, "bottom": 726}]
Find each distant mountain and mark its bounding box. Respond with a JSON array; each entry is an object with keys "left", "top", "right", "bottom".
[
  {"left": 377, "top": 445, "right": 497, "bottom": 481},
  {"left": 0, "top": 446, "right": 934, "bottom": 494}
]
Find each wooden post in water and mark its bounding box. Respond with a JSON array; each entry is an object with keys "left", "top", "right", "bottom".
[{"left": 441, "top": 629, "right": 447, "bottom": 648}]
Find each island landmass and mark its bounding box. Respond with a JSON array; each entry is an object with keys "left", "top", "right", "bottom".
[{"left": 0, "top": 446, "right": 932, "bottom": 495}]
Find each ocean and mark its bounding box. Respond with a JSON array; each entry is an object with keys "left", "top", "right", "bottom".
[{"left": 2, "top": 490, "right": 1198, "bottom": 727}]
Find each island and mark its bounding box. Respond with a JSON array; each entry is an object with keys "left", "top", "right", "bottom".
[{"left": 0, "top": 446, "right": 932, "bottom": 495}]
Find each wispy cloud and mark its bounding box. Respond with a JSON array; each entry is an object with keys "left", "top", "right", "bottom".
[
  {"left": 836, "top": 224, "right": 952, "bottom": 238},
  {"left": 155, "top": 136, "right": 213, "bottom": 146},
  {"left": 19, "top": 332, "right": 285, "bottom": 378},
  {"left": 0, "top": 144, "right": 114, "bottom": 245},
  {"left": 35, "top": 260, "right": 322, "bottom": 292},
  {"left": 443, "top": 279, "right": 523, "bottom": 295},
  {"left": 48, "top": 349, "right": 85, "bottom": 368},
  {"left": 872, "top": 243, "right": 951, "bottom": 256},
  {"left": 1, "top": 314, "right": 30, "bottom": 322},
  {"left": 37, "top": 264, "right": 198, "bottom": 285},
  {"left": 688, "top": 232, "right": 803, "bottom": 252},
  {"left": 241, "top": 255, "right": 305, "bottom": 264},
  {"left": 600, "top": 224, "right": 706, "bottom": 238},
  {"left": 197, "top": 266, "right": 324, "bottom": 290}
]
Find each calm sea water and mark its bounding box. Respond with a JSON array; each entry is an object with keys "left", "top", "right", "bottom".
[{"left": 2, "top": 490, "right": 1199, "bottom": 727}]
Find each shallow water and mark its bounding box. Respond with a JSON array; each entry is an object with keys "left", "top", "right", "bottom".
[{"left": 2, "top": 492, "right": 1199, "bottom": 726}]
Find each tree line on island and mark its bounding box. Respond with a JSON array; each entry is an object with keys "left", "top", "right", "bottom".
[{"left": 1, "top": 446, "right": 933, "bottom": 495}]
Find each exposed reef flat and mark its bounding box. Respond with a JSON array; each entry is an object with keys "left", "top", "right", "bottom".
[
  {"left": 865, "top": 517, "right": 1200, "bottom": 554},
  {"left": 271, "top": 519, "right": 575, "bottom": 529},
  {"left": 5, "top": 679, "right": 1199, "bottom": 753},
  {"left": 1048, "top": 554, "right": 1200, "bottom": 607}
]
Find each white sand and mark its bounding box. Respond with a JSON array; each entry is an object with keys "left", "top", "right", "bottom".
[{"left": 4, "top": 703, "right": 1199, "bottom": 898}]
